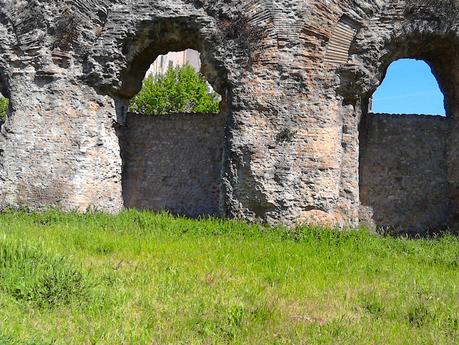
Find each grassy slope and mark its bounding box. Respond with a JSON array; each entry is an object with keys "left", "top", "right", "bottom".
[{"left": 0, "top": 210, "right": 457, "bottom": 345}]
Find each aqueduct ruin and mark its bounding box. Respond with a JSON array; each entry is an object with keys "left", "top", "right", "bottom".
[{"left": 0, "top": 0, "right": 458, "bottom": 233}]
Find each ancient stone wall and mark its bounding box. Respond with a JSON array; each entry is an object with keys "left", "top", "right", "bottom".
[
  {"left": 360, "top": 114, "right": 450, "bottom": 233},
  {"left": 120, "top": 113, "right": 226, "bottom": 217},
  {"left": 0, "top": 0, "right": 458, "bottom": 232}
]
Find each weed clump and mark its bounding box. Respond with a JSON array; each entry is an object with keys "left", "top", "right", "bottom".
[
  {"left": 0, "top": 240, "right": 89, "bottom": 308},
  {"left": 407, "top": 304, "right": 434, "bottom": 327}
]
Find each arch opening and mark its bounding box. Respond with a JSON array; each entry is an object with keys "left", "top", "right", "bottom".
[
  {"left": 117, "top": 34, "right": 229, "bottom": 218},
  {"left": 359, "top": 52, "right": 456, "bottom": 234},
  {"left": 370, "top": 59, "right": 446, "bottom": 116},
  {"left": 128, "top": 49, "right": 222, "bottom": 116}
]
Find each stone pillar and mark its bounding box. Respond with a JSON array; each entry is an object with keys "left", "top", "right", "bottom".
[
  {"left": 0, "top": 71, "right": 123, "bottom": 212},
  {"left": 222, "top": 86, "right": 348, "bottom": 226}
]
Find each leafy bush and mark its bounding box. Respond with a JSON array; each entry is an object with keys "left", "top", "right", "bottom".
[
  {"left": 0, "top": 96, "right": 8, "bottom": 121},
  {"left": 0, "top": 240, "right": 89, "bottom": 308},
  {"left": 129, "top": 64, "right": 220, "bottom": 115}
]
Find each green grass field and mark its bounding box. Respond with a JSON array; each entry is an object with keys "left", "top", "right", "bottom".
[{"left": 0, "top": 210, "right": 457, "bottom": 344}]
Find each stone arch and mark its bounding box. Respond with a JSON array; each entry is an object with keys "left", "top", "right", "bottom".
[
  {"left": 349, "top": 25, "right": 459, "bottom": 233},
  {"left": 358, "top": 34, "right": 457, "bottom": 120},
  {"left": 115, "top": 18, "right": 228, "bottom": 107},
  {"left": 112, "top": 17, "right": 231, "bottom": 217}
]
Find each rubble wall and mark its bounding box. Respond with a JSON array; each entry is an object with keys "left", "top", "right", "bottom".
[
  {"left": 360, "top": 114, "right": 450, "bottom": 232},
  {"left": 120, "top": 113, "right": 226, "bottom": 217}
]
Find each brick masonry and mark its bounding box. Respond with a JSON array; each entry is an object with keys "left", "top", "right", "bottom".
[
  {"left": 360, "top": 114, "right": 450, "bottom": 232},
  {"left": 120, "top": 112, "right": 226, "bottom": 217}
]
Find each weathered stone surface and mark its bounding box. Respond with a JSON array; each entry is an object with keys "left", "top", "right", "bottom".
[{"left": 0, "top": 0, "right": 458, "bottom": 233}]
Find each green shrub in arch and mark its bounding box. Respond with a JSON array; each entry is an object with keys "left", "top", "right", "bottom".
[
  {"left": 129, "top": 64, "right": 220, "bottom": 115},
  {"left": 0, "top": 96, "right": 8, "bottom": 121}
]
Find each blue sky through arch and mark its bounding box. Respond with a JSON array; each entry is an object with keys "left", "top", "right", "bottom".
[{"left": 371, "top": 59, "right": 446, "bottom": 116}]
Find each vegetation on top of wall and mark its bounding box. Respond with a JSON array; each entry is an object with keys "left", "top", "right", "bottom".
[
  {"left": 0, "top": 96, "right": 8, "bottom": 121},
  {"left": 129, "top": 65, "right": 220, "bottom": 116}
]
